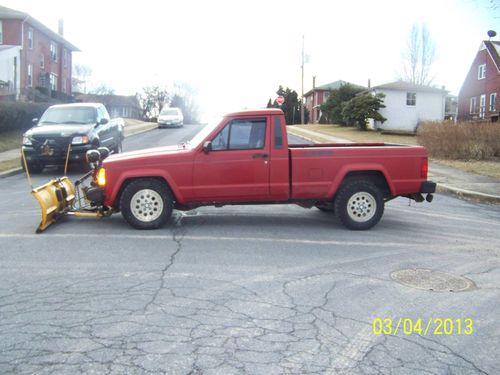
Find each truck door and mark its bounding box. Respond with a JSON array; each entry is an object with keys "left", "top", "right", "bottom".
[{"left": 193, "top": 117, "right": 270, "bottom": 201}]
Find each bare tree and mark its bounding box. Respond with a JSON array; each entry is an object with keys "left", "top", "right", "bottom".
[
  {"left": 140, "top": 86, "right": 169, "bottom": 120},
  {"left": 89, "top": 83, "right": 115, "bottom": 95},
  {"left": 170, "top": 82, "right": 200, "bottom": 124},
  {"left": 72, "top": 64, "right": 93, "bottom": 93},
  {"left": 402, "top": 24, "right": 436, "bottom": 85}
]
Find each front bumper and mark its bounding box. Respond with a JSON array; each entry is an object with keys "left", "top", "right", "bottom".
[
  {"left": 22, "top": 144, "right": 93, "bottom": 164},
  {"left": 158, "top": 120, "right": 182, "bottom": 127}
]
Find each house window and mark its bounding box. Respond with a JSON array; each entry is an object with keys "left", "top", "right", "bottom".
[
  {"left": 50, "top": 42, "right": 58, "bottom": 62},
  {"left": 490, "top": 93, "right": 497, "bottom": 112},
  {"left": 28, "top": 28, "right": 33, "bottom": 49},
  {"left": 62, "top": 78, "right": 66, "bottom": 93},
  {"left": 27, "top": 64, "right": 33, "bottom": 87},
  {"left": 324, "top": 92, "right": 330, "bottom": 101},
  {"left": 49, "top": 73, "right": 57, "bottom": 91},
  {"left": 470, "top": 97, "right": 477, "bottom": 114},
  {"left": 0, "top": 21, "right": 3, "bottom": 44},
  {"left": 40, "top": 55, "right": 45, "bottom": 69},
  {"left": 479, "top": 95, "right": 486, "bottom": 119},
  {"left": 478, "top": 64, "right": 486, "bottom": 80},
  {"left": 406, "top": 92, "right": 416, "bottom": 106}
]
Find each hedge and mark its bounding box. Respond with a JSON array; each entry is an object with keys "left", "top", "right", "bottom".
[{"left": 0, "top": 102, "right": 53, "bottom": 132}]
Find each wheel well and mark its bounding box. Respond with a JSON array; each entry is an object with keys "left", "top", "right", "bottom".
[
  {"left": 114, "top": 176, "right": 175, "bottom": 211},
  {"left": 339, "top": 171, "right": 391, "bottom": 198}
]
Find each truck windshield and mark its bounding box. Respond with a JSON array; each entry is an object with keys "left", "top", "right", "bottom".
[
  {"left": 39, "top": 107, "right": 97, "bottom": 125},
  {"left": 187, "top": 117, "right": 222, "bottom": 148}
]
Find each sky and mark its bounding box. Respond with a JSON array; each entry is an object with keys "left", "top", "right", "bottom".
[{"left": 4, "top": 0, "right": 499, "bottom": 115}]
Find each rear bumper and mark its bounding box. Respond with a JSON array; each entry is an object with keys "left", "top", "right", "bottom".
[{"left": 421, "top": 181, "right": 436, "bottom": 194}]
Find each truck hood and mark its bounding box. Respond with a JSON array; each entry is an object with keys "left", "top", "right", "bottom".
[
  {"left": 104, "top": 144, "right": 188, "bottom": 164},
  {"left": 25, "top": 124, "right": 95, "bottom": 137}
]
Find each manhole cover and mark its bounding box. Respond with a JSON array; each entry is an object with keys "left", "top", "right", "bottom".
[{"left": 391, "top": 269, "right": 475, "bottom": 292}]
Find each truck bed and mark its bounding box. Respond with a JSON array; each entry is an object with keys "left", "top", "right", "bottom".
[{"left": 288, "top": 143, "right": 427, "bottom": 199}]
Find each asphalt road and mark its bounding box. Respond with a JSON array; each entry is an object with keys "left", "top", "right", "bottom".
[{"left": 0, "top": 124, "right": 499, "bottom": 375}]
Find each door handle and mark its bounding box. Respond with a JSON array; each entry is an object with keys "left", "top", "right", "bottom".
[{"left": 252, "top": 153, "right": 269, "bottom": 159}]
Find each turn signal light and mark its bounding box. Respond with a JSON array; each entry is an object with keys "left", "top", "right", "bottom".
[
  {"left": 97, "top": 167, "right": 106, "bottom": 186},
  {"left": 421, "top": 158, "right": 428, "bottom": 178}
]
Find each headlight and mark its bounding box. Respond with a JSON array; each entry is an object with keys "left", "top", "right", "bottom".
[
  {"left": 97, "top": 167, "right": 106, "bottom": 186},
  {"left": 22, "top": 136, "right": 32, "bottom": 146},
  {"left": 72, "top": 136, "right": 90, "bottom": 145}
]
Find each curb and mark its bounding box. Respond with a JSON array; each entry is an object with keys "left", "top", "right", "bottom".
[
  {"left": 0, "top": 167, "right": 23, "bottom": 179},
  {"left": 436, "top": 184, "right": 500, "bottom": 205},
  {"left": 0, "top": 123, "right": 159, "bottom": 179}
]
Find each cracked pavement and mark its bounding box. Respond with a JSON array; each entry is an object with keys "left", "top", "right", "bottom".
[{"left": 0, "top": 126, "right": 499, "bottom": 374}]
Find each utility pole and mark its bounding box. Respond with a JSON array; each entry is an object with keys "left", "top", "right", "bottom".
[{"left": 301, "top": 35, "right": 305, "bottom": 125}]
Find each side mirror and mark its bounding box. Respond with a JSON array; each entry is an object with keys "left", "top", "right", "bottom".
[
  {"left": 202, "top": 141, "right": 212, "bottom": 153},
  {"left": 32, "top": 118, "right": 39, "bottom": 125},
  {"left": 99, "top": 118, "right": 109, "bottom": 125}
]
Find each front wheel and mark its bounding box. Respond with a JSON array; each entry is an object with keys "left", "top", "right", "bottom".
[
  {"left": 334, "top": 180, "right": 384, "bottom": 230},
  {"left": 120, "top": 178, "right": 173, "bottom": 229}
]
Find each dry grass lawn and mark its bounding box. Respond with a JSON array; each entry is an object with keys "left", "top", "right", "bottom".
[
  {"left": 0, "top": 159, "right": 20, "bottom": 172},
  {"left": 434, "top": 159, "right": 500, "bottom": 180},
  {"left": 296, "top": 125, "right": 418, "bottom": 145},
  {"left": 0, "top": 130, "right": 23, "bottom": 153}
]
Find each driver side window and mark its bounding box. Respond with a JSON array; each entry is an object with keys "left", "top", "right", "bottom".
[{"left": 211, "top": 118, "right": 266, "bottom": 151}]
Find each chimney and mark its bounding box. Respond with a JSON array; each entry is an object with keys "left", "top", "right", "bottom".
[
  {"left": 313, "top": 76, "right": 316, "bottom": 90},
  {"left": 368, "top": 79, "right": 371, "bottom": 89},
  {"left": 58, "top": 18, "right": 64, "bottom": 36}
]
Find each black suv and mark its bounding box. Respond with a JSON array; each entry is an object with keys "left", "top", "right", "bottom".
[{"left": 22, "top": 103, "right": 124, "bottom": 172}]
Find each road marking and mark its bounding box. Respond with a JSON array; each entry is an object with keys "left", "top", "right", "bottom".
[{"left": 0, "top": 232, "right": 424, "bottom": 248}]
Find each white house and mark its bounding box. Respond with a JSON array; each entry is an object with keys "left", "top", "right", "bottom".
[{"left": 369, "top": 81, "right": 447, "bottom": 132}]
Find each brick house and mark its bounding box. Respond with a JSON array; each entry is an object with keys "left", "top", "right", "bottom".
[
  {"left": 0, "top": 5, "right": 79, "bottom": 101},
  {"left": 458, "top": 40, "right": 499, "bottom": 122},
  {"left": 304, "top": 80, "right": 366, "bottom": 123}
]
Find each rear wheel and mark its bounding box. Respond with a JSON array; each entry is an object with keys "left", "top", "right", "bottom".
[
  {"left": 120, "top": 178, "right": 173, "bottom": 229},
  {"left": 334, "top": 180, "right": 384, "bottom": 230}
]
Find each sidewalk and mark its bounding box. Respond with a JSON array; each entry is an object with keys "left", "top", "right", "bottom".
[
  {"left": 0, "top": 119, "right": 158, "bottom": 176},
  {"left": 287, "top": 126, "right": 500, "bottom": 205}
]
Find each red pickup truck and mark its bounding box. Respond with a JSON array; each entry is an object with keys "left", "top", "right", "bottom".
[{"left": 92, "top": 108, "right": 435, "bottom": 230}]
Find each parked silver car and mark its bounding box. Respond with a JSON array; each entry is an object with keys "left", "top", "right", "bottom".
[{"left": 158, "top": 107, "right": 183, "bottom": 128}]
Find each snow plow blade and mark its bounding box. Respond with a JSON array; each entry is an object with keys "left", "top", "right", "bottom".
[{"left": 31, "top": 177, "right": 76, "bottom": 233}]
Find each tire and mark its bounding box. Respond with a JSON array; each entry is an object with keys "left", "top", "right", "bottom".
[
  {"left": 334, "top": 180, "right": 384, "bottom": 230},
  {"left": 120, "top": 178, "right": 173, "bottom": 229}
]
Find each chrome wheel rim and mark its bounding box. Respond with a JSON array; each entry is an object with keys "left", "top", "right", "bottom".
[
  {"left": 130, "top": 189, "right": 163, "bottom": 222},
  {"left": 347, "top": 192, "right": 376, "bottom": 222}
]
